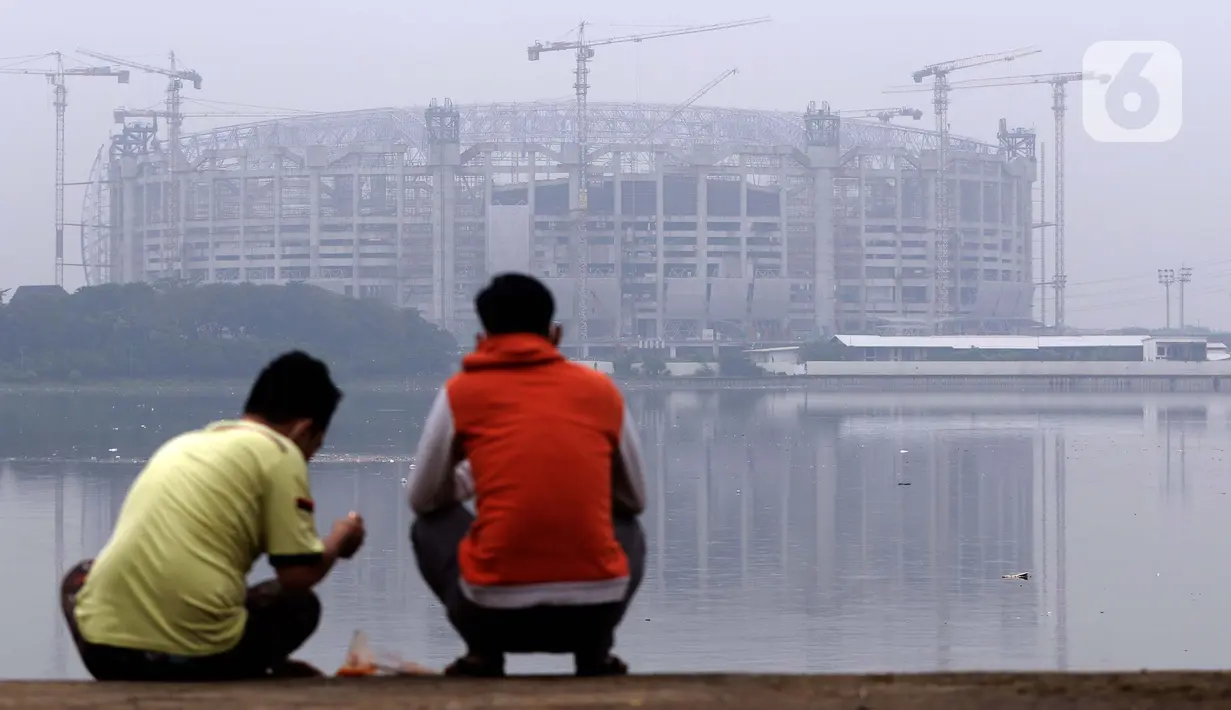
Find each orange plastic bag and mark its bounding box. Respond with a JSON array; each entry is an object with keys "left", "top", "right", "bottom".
[{"left": 335, "top": 630, "right": 438, "bottom": 677}]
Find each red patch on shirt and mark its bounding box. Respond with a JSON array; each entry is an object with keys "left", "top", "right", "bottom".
[{"left": 296, "top": 498, "right": 315, "bottom": 513}]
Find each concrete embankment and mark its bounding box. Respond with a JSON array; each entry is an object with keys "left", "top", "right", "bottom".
[
  {"left": 622, "top": 362, "right": 1231, "bottom": 393},
  {"left": 4, "top": 672, "right": 1231, "bottom": 708}
]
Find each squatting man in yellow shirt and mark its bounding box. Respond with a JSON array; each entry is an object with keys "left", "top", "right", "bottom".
[{"left": 59, "top": 351, "right": 367, "bottom": 681}]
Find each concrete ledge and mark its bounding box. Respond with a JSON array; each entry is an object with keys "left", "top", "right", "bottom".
[{"left": 5, "top": 672, "right": 1231, "bottom": 708}]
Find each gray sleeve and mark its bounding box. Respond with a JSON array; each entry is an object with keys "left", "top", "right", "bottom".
[
  {"left": 408, "top": 387, "right": 462, "bottom": 515},
  {"left": 611, "top": 406, "right": 648, "bottom": 516}
]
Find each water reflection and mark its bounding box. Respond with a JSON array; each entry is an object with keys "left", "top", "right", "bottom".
[{"left": 6, "top": 391, "right": 1231, "bottom": 677}]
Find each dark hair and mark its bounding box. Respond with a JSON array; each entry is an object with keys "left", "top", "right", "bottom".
[
  {"left": 243, "top": 351, "right": 343, "bottom": 434},
  {"left": 475, "top": 272, "right": 555, "bottom": 337}
]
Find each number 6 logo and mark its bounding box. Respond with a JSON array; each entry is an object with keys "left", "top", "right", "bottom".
[{"left": 1082, "top": 41, "right": 1182, "bottom": 143}]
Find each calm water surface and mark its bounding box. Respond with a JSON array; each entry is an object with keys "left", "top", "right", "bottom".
[{"left": 2, "top": 389, "right": 1230, "bottom": 678}]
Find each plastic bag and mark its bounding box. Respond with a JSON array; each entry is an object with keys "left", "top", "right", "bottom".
[{"left": 335, "top": 630, "right": 438, "bottom": 677}]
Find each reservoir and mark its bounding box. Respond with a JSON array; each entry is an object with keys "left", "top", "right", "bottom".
[{"left": 2, "top": 390, "right": 1228, "bottom": 677}]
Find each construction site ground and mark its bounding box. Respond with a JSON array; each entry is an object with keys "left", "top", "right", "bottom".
[{"left": 4, "top": 671, "right": 1231, "bottom": 709}]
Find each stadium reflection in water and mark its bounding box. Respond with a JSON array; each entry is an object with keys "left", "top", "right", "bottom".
[{"left": 5, "top": 391, "right": 1229, "bottom": 678}]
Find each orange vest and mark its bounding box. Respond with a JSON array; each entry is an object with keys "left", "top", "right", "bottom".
[{"left": 446, "top": 334, "right": 629, "bottom": 591}]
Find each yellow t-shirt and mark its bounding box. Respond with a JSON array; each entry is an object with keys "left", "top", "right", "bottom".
[{"left": 73, "top": 419, "right": 325, "bottom": 657}]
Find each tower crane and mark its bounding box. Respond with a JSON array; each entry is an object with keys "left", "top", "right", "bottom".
[
  {"left": 0, "top": 53, "right": 129, "bottom": 287},
  {"left": 898, "top": 47, "right": 1041, "bottom": 327},
  {"left": 837, "top": 107, "right": 924, "bottom": 123},
  {"left": 79, "top": 48, "right": 202, "bottom": 279},
  {"left": 885, "top": 70, "right": 1107, "bottom": 332},
  {"left": 527, "top": 17, "right": 770, "bottom": 345}
]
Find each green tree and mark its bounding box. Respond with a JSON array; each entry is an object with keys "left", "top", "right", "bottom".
[
  {"left": 640, "top": 354, "right": 668, "bottom": 377},
  {"left": 717, "top": 351, "right": 766, "bottom": 377},
  {"left": 0, "top": 282, "right": 457, "bottom": 381}
]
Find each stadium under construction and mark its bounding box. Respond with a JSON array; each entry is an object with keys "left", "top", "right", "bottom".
[{"left": 80, "top": 100, "right": 1038, "bottom": 350}]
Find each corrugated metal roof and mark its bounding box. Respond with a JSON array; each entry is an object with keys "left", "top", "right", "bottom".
[{"left": 833, "top": 335, "right": 1156, "bottom": 350}]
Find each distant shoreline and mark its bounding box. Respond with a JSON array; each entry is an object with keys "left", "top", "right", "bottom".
[
  {"left": 0, "top": 378, "right": 437, "bottom": 396},
  {"left": 5, "top": 368, "right": 1231, "bottom": 395}
]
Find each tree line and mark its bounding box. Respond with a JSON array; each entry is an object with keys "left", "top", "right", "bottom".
[{"left": 0, "top": 281, "right": 458, "bottom": 381}]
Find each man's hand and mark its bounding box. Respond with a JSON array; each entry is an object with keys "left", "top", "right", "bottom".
[{"left": 331, "top": 512, "right": 366, "bottom": 559}]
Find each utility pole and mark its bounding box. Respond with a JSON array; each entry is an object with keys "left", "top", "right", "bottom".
[
  {"left": 1158, "top": 268, "right": 1175, "bottom": 330},
  {"left": 1178, "top": 266, "right": 1192, "bottom": 331}
]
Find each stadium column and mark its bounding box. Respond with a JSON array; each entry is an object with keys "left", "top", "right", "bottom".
[
  {"left": 239, "top": 161, "right": 249, "bottom": 284},
  {"left": 612, "top": 152, "right": 626, "bottom": 338},
  {"left": 654, "top": 151, "right": 666, "bottom": 339},
  {"left": 395, "top": 148, "right": 407, "bottom": 308},
  {"left": 306, "top": 145, "right": 328, "bottom": 286},
  {"left": 352, "top": 162, "right": 362, "bottom": 297},
  {"left": 119, "top": 157, "right": 139, "bottom": 282},
  {"left": 695, "top": 159, "right": 708, "bottom": 337},
  {"left": 274, "top": 151, "right": 283, "bottom": 285},
  {"left": 429, "top": 136, "right": 460, "bottom": 329}
]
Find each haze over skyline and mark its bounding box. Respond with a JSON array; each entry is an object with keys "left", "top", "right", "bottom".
[{"left": 0, "top": 0, "right": 1216, "bottom": 329}]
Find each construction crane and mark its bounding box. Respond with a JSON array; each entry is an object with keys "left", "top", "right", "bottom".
[
  {"left": 0, "top": 53, "right": 129, "bottom": 287},
  {"left": 636, "top": 67, "right": 739, "bottom": 143},
  {"left": 527, "top": 17, "right": 770, "bottom": 345},
  {"left": 886, "top": 70, "right": 1107, "bottom": 332},
  {"left": 896, "top": 46, "right": 1041, "bottom": 326},
  {"left": 79, "top": 48, "right": 202, "bottom": 279},
  {"left": 837, "top": 107, "right": 924, "bottom": 123}
]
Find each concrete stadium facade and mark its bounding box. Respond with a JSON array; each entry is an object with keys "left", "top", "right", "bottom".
[{"left": 81, "top": 100, "right": 1038, "bottom": 347}]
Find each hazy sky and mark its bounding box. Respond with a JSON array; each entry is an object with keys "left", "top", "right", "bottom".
[{"left": 0, "top": 0, "right": 1217, "bottom": 329}]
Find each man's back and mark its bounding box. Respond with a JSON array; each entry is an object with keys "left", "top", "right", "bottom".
[
  {"left": 75, "top": 420, "right": 304, "bottom": 656},
  {"left": 411, "top": 332, "right": 643, "bottom": 606}
]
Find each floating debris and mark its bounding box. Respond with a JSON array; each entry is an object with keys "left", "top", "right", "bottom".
[{"left": 1001, "top": 572, "right": 1030, "bottom": 580}]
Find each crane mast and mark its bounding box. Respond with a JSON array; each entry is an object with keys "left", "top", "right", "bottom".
[
  {"left": 528, "top": 17, "right": 769, "bottom": 346},
  {"left": 888, "top": 68, "right": 1106, "bottom": 333},
  {"left": 904, "top": 47, "right": 1041, "bottom": 330},
  {"left": 0, "top": 52, "right": 128, "bottom": 287},
  {"left": 1052, "top": 81, "right": 1066, "bottom": 330},
  {"left": 79, "top": 48, "right": 202, "bottom": 280},
  {"left": 574, "top": 22, "right": 592, "bottom": 342},
  {"left": 166, "top": 52, "right": 185, "bottom": 280}
]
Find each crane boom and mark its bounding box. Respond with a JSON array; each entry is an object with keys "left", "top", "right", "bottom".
[
  {"left": 912, "top": 46, "right": 1042, "bottom": 82},
  {"left": 887, "top": 70, "right": 1107, "bottom": 93},
  {"left": 528, "top": 17, "right": 770, "bottom": 58},
  {"left": 115, "top": 108, "right": 311, "bottom": 121},
  {"left": 528, "top": 17, "right": 770, "bottom": 348},
  {"left": 636, "top": 68, "right": 738, "bottom": 143},
  {"left": 0, "top": 52, "right": 128, "bottom": 287},
  {"left": 837, "top": 106, "right": 923, "bottom": 123},
  {"left": 77, "top": 48, "right": 202, "bottom": 86}
]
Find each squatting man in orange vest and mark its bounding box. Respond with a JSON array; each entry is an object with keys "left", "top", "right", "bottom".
[{"left": 409, "top": 272, "right": 648, "bottom": 677}]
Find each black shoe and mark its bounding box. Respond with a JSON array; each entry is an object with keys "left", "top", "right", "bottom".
[
  {"left": 269, "top": 659, "right": 325, "bottom": 678},
  {"left": 444, "top": 654, "right": 506, "bottom": 678},
  {"left": 575, "top": 653, "right": 628, "bottom": 677}
]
